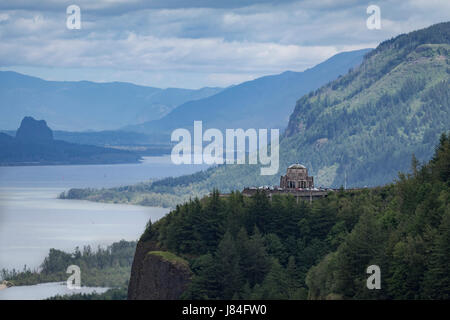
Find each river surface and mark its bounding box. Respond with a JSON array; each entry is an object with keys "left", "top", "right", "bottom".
[
  {"left": 0, "top": 282, "right": 109, "bottom": 300},
  {"left": 0, "top": 156, "right": 208, "bottom": 271}
]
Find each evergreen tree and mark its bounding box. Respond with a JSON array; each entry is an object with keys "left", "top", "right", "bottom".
[
  {"left": 182, "top": 254, "right": 221, "bottom": 299},
  {"left": 215, "top": 231, "right": 242, "bottom": 299},
  {"left": 423, "top": 211, "right": 450, "bottom": 299},
  {"left": 238, "top": 227, "right": 270, "bottom": 286},
  {"left": 258, "top": 258, "right": 289, "bottom": 299}
]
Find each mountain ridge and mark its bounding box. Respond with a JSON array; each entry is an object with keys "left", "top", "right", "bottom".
[
  {"left": 125, "top": 49, "right": 371, "bottom": 139},
  {"left": 0, "top": 71, "right": 222, "bottom": 131}
]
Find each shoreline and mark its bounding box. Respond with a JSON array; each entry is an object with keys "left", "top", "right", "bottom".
[{"left": 1, "top": 280, "right": 14, "bottom": 290}]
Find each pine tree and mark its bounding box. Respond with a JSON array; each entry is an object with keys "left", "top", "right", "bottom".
[
  {"left": 238, "top": 227, "right": 270, "bottom": 286},
  {"left": 247, "top": 190, "right": 272, "bottom": 234},
  {"left": 259, "top": 258, "right": 289, "bottom": 299},
  {"left": 215, "top": 231, "right": 242, "bottom": 299},
  {"left": 182, "top": 254, "right": 221, "bottom": 299},
  {"left": 423, "top": 211, "right": 450, "bottom": 299}
]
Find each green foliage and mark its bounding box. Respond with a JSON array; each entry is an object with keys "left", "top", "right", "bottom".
[
  {"left": 138, "top": 134, "right": 450, "bottom": 299},
  {"left": 141, "top": 188, "right": 370, "bottom": 299},
  {"left": 306, "top": 133, "right": 450, "bottom": 299},
  {"left": 147, "top": 251, "right": 189, "bottom": 268},
  {"left": 47, "top": 287, "right": 128, "bottom": 300},
  {"left": 140, "top": 219, "right": 154, "bottom": 242}
]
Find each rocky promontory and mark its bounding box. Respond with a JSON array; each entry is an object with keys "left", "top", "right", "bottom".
[{"left": 128, "top": 240, "right": 192, "bottom": 300}]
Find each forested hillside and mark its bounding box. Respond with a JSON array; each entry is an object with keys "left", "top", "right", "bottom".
[
  {"left": 131, "top": 133, "right": 450, "bottom": 299},
  {"left": 283, "top": 21, "right": 450, "bottom": 187}
]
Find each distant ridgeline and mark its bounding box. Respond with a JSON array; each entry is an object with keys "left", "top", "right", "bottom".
[
  {"left": 128, "top": 133, "right": 450, "bottom": 300},
  {"left": 126, "top": 48, "right": 370, "bottom": 142},
  {"left": 0, "top": 71, "right": 223, "bottom": 131},
  {"left": 0, "top": 117, "right": 141, "bottom": 166}
]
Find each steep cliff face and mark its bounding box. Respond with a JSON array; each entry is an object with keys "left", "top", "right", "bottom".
[{"left": 128, "top": 240, "right": 192, "bottom": 300}]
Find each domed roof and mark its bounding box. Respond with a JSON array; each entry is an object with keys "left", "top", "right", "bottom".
[{"left": 288, "top": 163, "right": 306, "bottom": 169}]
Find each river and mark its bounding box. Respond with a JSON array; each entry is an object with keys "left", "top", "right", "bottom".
[
  {"left": 0, "top": 156, "right": 208, "bottom": 298},
  {"left": 0, "top": 282, "right": 109, "bottom": 300}
]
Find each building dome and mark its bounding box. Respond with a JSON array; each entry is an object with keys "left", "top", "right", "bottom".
[
  {"left": 288, "top": 163, "right": 306, "bottom": 169},
  {"left": 280, "top": 164, "right": 314, "bottom": 189}
]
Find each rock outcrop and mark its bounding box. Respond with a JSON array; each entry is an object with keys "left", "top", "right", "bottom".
[
  {"left": 128, "top": 240, "right": 192, "bottom": 300},
  {"left": 15, "top": 116, "right": 53, "bottom": 143}
]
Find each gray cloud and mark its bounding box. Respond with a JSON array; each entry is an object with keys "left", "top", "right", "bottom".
[
  {"left": 0, "top": 0, "right": 300, "bottom": 13},
  {"left": 0, "top": 0, "right": 448, "bottom": 88}
]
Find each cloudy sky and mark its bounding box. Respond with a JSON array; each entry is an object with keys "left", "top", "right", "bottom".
[{"left": 0, "top": 0, "right": 448, "bottom": 88}]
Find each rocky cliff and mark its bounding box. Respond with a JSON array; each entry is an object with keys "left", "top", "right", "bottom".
[
  {"left": 15, "top": 116, "right": 53, "bottom": 142},
  {"left": 128, "top": 240, "right": 192, "bottom": 300}
]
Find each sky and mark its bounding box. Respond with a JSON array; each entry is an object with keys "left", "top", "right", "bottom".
[{"left": 0, "top": 0, "right": 448, "bottom": 89}]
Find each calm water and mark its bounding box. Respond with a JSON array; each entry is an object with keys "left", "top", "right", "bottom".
[
  {"left": 0, "top": 156, "right": 208, "bottom": 189},
  {"left": 0, "top": 282, "right": 108, "bottom": 300},
  {"left": 0, "top": 156, "right": 209, "bottom": 271}
]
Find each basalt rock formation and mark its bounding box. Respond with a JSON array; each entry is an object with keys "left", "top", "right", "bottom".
[
  {"left": 15, "top": 116, "right": 53, "bottom": 143},
  {"left": 128, "top": 240, "right": 192, "bottom": 300}
]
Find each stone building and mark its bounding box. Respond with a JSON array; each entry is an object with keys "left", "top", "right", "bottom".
[{"left": 280, "top": 164, "right": 314, "bottom": 189}]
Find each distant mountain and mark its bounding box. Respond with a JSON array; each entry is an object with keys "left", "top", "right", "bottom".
[
  {"left": 0, "top": 72, "right": 222, "bottom": 131},
  {"left": 125, "top": 49, "right": 371, "bottom": 141},
  {"left": 0, "top": 117, "right": 141, "bottom": 165}
]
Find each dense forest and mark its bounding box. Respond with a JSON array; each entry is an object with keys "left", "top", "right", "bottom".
[{"left": 138, "top": 134, "right": 450, "bottom": 299}]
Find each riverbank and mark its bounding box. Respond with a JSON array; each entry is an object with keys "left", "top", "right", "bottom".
[{"left": 0, "top": 281, "right": 13, "bottom": 290}]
